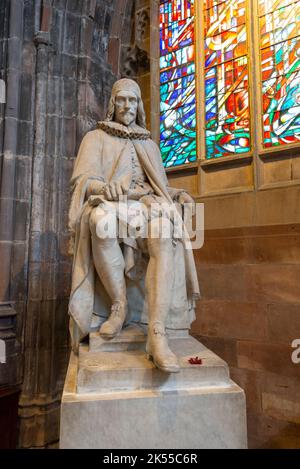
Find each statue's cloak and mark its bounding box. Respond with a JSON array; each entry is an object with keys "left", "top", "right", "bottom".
[{"left": 68, "top": 122, "right": 200, "bottom": 347}]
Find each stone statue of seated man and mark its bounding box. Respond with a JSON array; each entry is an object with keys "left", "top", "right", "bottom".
[{"left": 68, "top": 78, "right": 200, "bottom": 373}]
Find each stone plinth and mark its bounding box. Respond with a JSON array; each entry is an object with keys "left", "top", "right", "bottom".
[
  {"left": 60, "top": 327, "right": 247, "bottom": 449},
  {"left": 89, "top": 324, "right": 147, "bottom": 352}
]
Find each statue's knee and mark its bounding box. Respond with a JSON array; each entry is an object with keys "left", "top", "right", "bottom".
[
  {"left": 89, "top": 208, "right": 117, "bottom": 240},
  {"left": 89, "top": 208, "right": 101, "bottom": 234},
  {"left": 147, "top": 218, "right": 174, "bottom": 257}
]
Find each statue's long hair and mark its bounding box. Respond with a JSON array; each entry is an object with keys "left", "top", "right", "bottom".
[{"left": 105, "top": 96, "right": 147, "bottom": 128}]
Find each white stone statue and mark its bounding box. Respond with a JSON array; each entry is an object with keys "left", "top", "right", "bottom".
[{"left": 68, "top": 78, "right": 200, "bottom": 373}]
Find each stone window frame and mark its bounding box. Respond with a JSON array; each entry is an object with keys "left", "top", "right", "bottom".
[{"left": 151, "top": 0, "right": 300, "bottom": 197}]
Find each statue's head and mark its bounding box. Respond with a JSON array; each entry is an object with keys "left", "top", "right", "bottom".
[{"left": 106, "top": 78, "right": 146, "bottom": 128}]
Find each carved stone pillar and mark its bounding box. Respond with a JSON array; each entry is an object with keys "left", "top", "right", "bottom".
[{"left": 0, "top": 0, "right": 24, "bottom": 390}]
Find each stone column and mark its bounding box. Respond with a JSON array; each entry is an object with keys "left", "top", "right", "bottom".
[{"left": 0, "top": 0, "right": 24, "bottom": 390}]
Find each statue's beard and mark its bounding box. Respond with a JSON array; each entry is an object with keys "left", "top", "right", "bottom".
[{"left": 116, "top": 111, "right": 137, "bottom": 126}]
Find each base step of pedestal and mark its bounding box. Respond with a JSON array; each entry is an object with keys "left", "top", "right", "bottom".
[
  {"left": 89, "top": 324, "right": 190, "bottom": 352},
  {"left": 89, "top": 324, "right": 147, "bottom": 352},
  {"left": 78, "top": 336, "right": 230, "bottom": 394}
]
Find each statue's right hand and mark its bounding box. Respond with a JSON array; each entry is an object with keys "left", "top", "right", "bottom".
[
  {"left": 86, "top": 180, "right": 106, "bottom": 197},
  {"left": 104, "top": 181, "right": 128, "bottom": 201}
]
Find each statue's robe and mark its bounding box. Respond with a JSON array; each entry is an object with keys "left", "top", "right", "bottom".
[{"left": 68, "top": 121, "right": 200, "bottom": 348}]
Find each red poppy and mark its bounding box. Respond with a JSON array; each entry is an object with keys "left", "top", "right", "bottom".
[{"left": 188, "top": 356, "right": 202, "bottom": 365}]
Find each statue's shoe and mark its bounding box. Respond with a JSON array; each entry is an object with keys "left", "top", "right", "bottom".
[
  {"left": 146, "top": 322, "right": 180, "bottom": 373},
  {"left": 99, "top": 301, "right": 128, "bottom": 339}
]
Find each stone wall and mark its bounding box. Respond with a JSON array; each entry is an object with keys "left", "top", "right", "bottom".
[
  {"left": 0, "top": 0, "right": 152, "bottom": 448},
  {"left": 190, "top": 189, "right": 300, "bottom": 448}
]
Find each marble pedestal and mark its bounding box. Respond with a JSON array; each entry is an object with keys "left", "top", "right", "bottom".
[{"left": 60, "top": 326, "right": 247, "bottom": 449}]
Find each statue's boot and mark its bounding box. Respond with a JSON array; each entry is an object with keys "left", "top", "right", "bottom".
[
  {"left": 146, "top": 314, "right": 180, "bottom": 373},
  {"left": 99, "top": 300, "right": 128, "bottom": 339},
  {"left": 145, "top": 230, "right": 179, "bottom": 373}
]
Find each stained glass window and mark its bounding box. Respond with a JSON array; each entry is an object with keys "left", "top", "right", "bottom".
[
  {"left": 159, "top": 1, "right": 300, "bottom": 167},
  {"left": 259, "top": 0, "right": 300, "bottom": 147},
  {"left": 204, "top": 0, "right": 251, "bottom": 159},
  {"left": 159, "top": 0, "right": 197, "bottom": 167}
]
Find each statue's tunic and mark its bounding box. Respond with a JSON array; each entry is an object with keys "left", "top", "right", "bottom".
[
  {"left": 97, "top": 141, "right": 155, "bottom": 246},
  {"left": 128, "top": 140, "right": 153, "bottom": 192},
  {"left": 68, "top": 121, "right": 200, "bottom": 347}
]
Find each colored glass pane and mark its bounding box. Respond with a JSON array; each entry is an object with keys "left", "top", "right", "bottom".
[
  {"left": 205, "top": 27, "right": 247, "bottom": 68},
  {"left": 206, "top": 130, "right": 250, "bottom": 158},
  {"left": 260, "top": 0, "right": 300, "bottom": 147},
  {"left": 262, "top": 69, "right": 300, "bottom": 107},
  {"left": 160, "top": 62, "right": 195, "bottom": 84},
  {"left": 159, "top": 0, "right": 196, "bottom": 167},
  {"left": 160, "top": 19, "right": 194, "bottom": 55},
  {"left": 160, "top": 0, "right": 194, "bottom": 28},
  {"left": 260, "top": 2, "right": 300, "bottom": 48},
  {"left": 160, "top": 74, "right": 195, "bottom": 112},
  {"left": 160, "top": 43, "right": 195, "bottom": 67},
  {"left": 263, "top": 105, "right": 300, "bottom": 147},
  {"left": 161, "top": 103, "right": 196, "bottom": 140},
  {"left": 258, "top": 0, "right": 297, "bottom": 16},
  {"left": 204, "top": 0, "right": 251, "bottom": 158},
  {"left": 205, "top": 58, "right": 248, "bottom": 96},
  {"left": 204, "top": 0, "right": 246, "bottom": 36},
  {"left": 160, "top": 103, "right": 197, "bottom": 167},
  {"left": 261, "top": 37, "right": 300, "bottom": 81}
]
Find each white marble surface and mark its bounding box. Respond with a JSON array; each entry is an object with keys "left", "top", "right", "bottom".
[
  {"left": 89, "top": 324, "right": 147, "bottom": 352},
  {"left": 60, "top": 335, "right": 247, "bottom": 449}
]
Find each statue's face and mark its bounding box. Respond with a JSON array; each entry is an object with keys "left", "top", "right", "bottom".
[{"left": 114, "top": 90, "right": 138, "bottom": 126}]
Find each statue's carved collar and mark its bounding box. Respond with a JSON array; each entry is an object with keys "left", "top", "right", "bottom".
[{"left": 97, "top": 121, "right": 151, "bottom": 140}]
